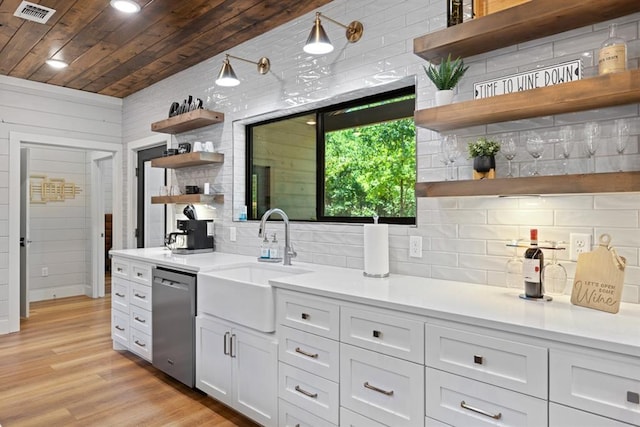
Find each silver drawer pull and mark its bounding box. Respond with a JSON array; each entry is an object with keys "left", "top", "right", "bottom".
[
  {"left": 134, "top": 316, "right": 146, "bottom": 323},
  {"left": 628, "top": 391, "right": 640, "bottom": 404},
  {"left": 137, "top": 272, "right": 143, "bottom": 277},
  {"left": 134, "top": 293, "right": 146, "bottom": 299},
  {"left": 223, "top": 332, "right": 230, "bottom": 355},
  {"left": 134, "top": 340, "right": 146, "bottom": 347},
  {"left": 372, "top": 330, "right": 382, "bottom": 338},
  {"left": 295, "top": 347, "right": 319, "bottom": 359},
  {"left": 115, "top": 325, "right": 125, "bottom": 331},
  {"left": 364, "top": 381, "right": 394, "bottom": 396},
  {"left": 460, "top": 400, "right": 502, "bottom": 420},
  {"left": 294, "top": 385, "right": 318, "bottom": 399},
  {"left": 474, "top": 355, "right": 484, "bottom": 365},
  {"left": 117, "top": 267, "right": 123, "bottom": 272},
  {"left": 115, "top": 292, "right": 125, "bottom": 298},
  {"left": 301, "top": 313, "right": 310, "bottom": 320}
]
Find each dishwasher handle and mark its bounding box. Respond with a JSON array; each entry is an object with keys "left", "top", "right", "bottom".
[{"left": 153, "top": 275, "right": 189, "bottom": 292}]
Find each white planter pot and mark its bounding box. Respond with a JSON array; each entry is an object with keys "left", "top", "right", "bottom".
[{"left": 435, "top": 90, "right": 454, "bottom": 106}]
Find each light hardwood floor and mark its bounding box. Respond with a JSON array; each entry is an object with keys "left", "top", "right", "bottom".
[{"left": 0, "top": 293, "right": 259, "bottom": 427}]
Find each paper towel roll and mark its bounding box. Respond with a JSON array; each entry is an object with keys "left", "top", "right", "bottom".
[{"left": 363, "top": 224, "right": 389, "bottom": 277}]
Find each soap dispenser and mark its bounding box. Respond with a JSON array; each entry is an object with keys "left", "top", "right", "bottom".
[
  {"left": 260, "top": 235, "right": 270, "bottom": 259},
  {"left": 270, "top": 233, "right": 280, "bottom": 259}
]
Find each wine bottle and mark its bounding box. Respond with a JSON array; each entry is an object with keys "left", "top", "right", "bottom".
[
  {"left": 523, "top": 229, "right": 544, "bottom": 298},
  {"left": 598, "top": 23, "right": 627, "bottom": 75}
]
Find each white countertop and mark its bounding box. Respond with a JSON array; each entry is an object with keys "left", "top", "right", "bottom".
[{"left": 110, "top": 248, "right": 640, "bottom": 357}]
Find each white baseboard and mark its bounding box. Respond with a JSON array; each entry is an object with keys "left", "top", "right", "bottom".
[{"left": 30, "top": 284, "right": 87, "bottom": 302}]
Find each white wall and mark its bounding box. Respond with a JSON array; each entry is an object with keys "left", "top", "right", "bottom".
[
  {"left": 120, "top": 0, "right": 640, "bottom": 302},
  {"left": 26, "top": 146, "right": 90, "bottom": 301},
  {"left": 0, "top": 75, "right": 122, "bottom": 333}
]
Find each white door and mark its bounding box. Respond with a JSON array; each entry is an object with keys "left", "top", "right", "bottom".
[
  {"left": 91, "top": 155, "right": 110, "bottom": 298},
  {"left": 234, "top": 328, "right": 279, "bottom": 427},
  {"left": 195, "top": 315, "right": 234, "bottom": 406},
  {"left": 19, "top": 148, "right": 30, "bottom": 318}
]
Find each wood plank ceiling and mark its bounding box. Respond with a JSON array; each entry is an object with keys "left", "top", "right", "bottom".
[{"left": 0, "top": 0, "right": 333, "bottom": 98}]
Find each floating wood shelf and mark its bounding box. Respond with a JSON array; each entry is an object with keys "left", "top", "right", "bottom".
[
  {"left": 151, "top": 151, "right": 224, "bottom": 168},
  {"left": 151, "top": 109, "right": 224, "bottom": 134},
  {"left": 415, "top": 172, "right": 640, "bottom": 197},
  {"left": 413, "top": 0, "right": 640, "bottom": 63},
  {"left": 151, "top": 194, "right": 224, "bottom": 204},
  {"left": 415, "top": 69, "right": 640, "bottom": 132}
]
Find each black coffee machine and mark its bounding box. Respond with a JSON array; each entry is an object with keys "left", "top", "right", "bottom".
[
  {"left": 165, "top": 205, "right": 215, "bottom": 254},
  {"left": 174, "top": 219, "right": 214, "bottom": 254}
]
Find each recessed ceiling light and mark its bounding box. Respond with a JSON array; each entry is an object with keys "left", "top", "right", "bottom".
[
  {"left": 110, "top": 0, "right": 141, "bottom": 14},
  {"left": 46, "top": 59, "right": 68, "bottom": 69}
]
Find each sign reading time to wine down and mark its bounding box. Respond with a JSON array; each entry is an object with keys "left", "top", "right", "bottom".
[{"left": 473, "top": 59, "right": 582, "bottom": 100}]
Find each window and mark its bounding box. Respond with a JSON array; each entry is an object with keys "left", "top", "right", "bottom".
[{"left": 247, "top": 87, "right": 415, "bottom": 223}]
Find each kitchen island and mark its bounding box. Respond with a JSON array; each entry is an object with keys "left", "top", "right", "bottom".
[{"left": 110, "top": 248, "right": 640, "bottom": 427}]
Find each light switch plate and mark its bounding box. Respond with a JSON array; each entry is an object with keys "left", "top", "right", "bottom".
[{"left": 229, "top": 227, "right": 237, "bottom": 242}]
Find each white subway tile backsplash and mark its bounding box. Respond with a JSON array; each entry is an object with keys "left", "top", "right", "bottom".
[
  {"left": 114, "top": 0, "right": 640, "bottom": 306},
  {"left": 555, "top": 210, "right": 638, "bottom": 227}
]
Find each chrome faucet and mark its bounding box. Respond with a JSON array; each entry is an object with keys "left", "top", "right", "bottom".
[{"left": 258, "top": 208, "right": 296, "bottom": 265}]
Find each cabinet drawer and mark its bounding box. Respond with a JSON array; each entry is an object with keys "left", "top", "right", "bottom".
[
  {"left": 426, "top": 324, "right": 547, "bottom": 398},
  {"left": 341, "top": 305, "right": 424, "bottom": 363},
  {"left": 277, "top": 291, "right": 339, "bottom": 340},
  {"left": 549, "top": 402, "right": 635, "bottom": 427},
  {"left": 278, "top": 399, "right": 337, "bottom": 427},
  {"left": 550, "top": 348, "right": 640, "bottom": 426},
  {"left": 279, "top": 325, "right": 339, "bottom": 382},
  {"left": 279, "top": 362, "right": 339, "bottom": 424},
  {"left": 130, "top": 306, "right": 152, "bottom": 336},
  {"left": 129, "top": 328, "right": 152, "bottom": 361},
  {"left": 130, "top": 261, "right": 153, "bottom": 286},
  {"left": 111, "top": 278, "right": 129, "bottom": 312},
  {"left": 340, "top": 407, "right": 388, "bottom": 427},
  {"left": 426, "top": 368, "right": 547, "bottom": 427},
  {"left": 112, "top": 258, "right": 130, "bottom": 279},
  {"left": 129, "top": 283, "right": 152, "bottom": 311},
  {"left": 112, "top": 310, "right": 129, "bottom": 345},
  {"left": 340, "top": 343, "right": 424, "bottom": 427}
]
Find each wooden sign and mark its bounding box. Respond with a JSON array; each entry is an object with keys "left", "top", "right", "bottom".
[
  {"left": 474, "top": 59, "right": 582, "bottom": 99},
  {"left": 571, "top": 234, "right": 626, "bottom": 314}
]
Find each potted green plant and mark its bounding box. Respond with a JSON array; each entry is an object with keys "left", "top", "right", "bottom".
[
  {"left": 423, "top": 54, "right": 469, "bottom": 105},
  {"left": 468, "top": 137, "right": 501, "bottom": 179}
]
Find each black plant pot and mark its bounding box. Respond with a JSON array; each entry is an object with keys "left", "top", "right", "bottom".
[{"left": 473, "top": 155, "right": 496, "bottom": 173}]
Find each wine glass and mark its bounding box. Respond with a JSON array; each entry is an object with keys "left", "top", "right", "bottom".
[
  {"left": 438, "top": 146, "right": 451, "bottom": 180},
  {"left": 558, "top": 126, "right": 574, "bottom": 174},
  {"left": 505, "top": 241, "right": 523, "bottom": 290},
  {"left": 542, "top": 242, "right": 567, "bottom": 296},
  {"left": 442, "top": 134, "right": 460, "bottom": 181},
  {"left": 583, "top": 121, "right": 600, "bottom": 173},
  {"left": 525, "top": 133, "right": 545, "bottom": 176},
  {"left": 614, "top": 118, "right": 629, "bottom": 172},
  {"left": 501, "top": 135, "right": 517, "bottom": 178}
]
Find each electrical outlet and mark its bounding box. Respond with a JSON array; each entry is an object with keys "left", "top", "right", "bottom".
[
  {"left": 229, "top": 226, "right": 237, "bottom": 242},
  {"left": 41, "top": 267, "right": 48, "bottom": 277},
  {"left": 570, "top": 233, "right": 592, "bottom": 261},
  {"left": 409, "top": 236, "right": 422, "bottom": 258}
]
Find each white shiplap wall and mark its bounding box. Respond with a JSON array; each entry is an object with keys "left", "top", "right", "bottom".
[
  {"left": 120, "top": 0, "right": 640, "bottom": 302},
  {"left": 0, "top": 75, "right": 122, "bottom": 333}
]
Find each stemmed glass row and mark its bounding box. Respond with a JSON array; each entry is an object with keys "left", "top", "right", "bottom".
[{"left": 439, "top": 119, "right": 631, "bottom": 179}]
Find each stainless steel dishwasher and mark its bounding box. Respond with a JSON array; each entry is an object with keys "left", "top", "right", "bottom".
[{"left": 152, "top": 266, "right": 196, "bottom": 387}]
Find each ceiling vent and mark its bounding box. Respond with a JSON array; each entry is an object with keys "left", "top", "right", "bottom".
[{"left": 13, "top": 1, "right": 56, "bottom": 24}]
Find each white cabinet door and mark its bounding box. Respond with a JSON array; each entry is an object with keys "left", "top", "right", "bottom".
[
  {"left": 195, "top": 315, "right": 233, "bottom": 407},
  {"left": 340, "top": 343, "right": 424, "bottom": 427},
  {"left": 426, "top": 368, "right": 547, "bottom": 427},
  {"left": 549, "top": 403, "right": 636, "bottom": 427},
  {"left": 234, "top": 327, "right": 278, "bottom": 427}
]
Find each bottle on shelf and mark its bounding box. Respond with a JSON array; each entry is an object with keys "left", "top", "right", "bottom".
[
  {"left": 598, "top": 23, "right": 627, "bottom": 75},
  {"left": 447, "top": 0, "right": 463, "bottom": 27},
  {"left": 523, "top": 228, "right": 544, "bottom": 298}
]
